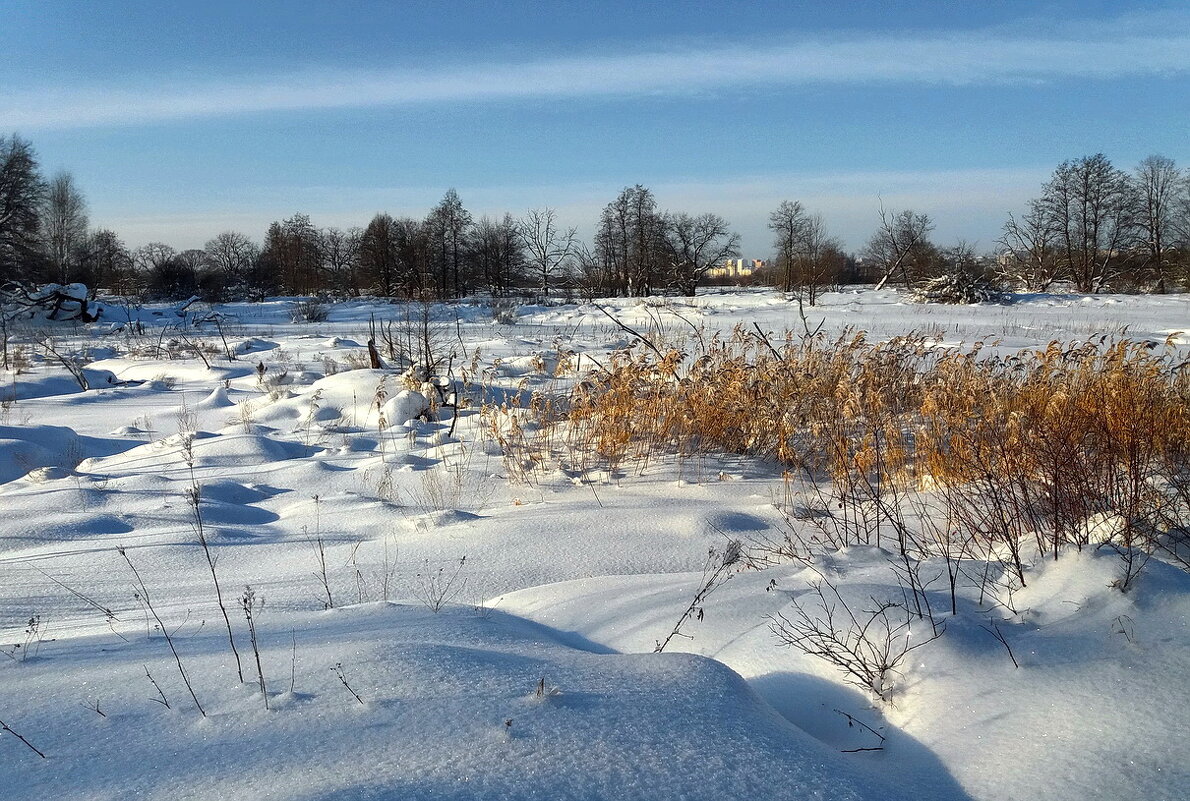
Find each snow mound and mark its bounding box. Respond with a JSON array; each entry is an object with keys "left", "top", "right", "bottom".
[
  {"left": 236, "top": 337, "right": 279, "bottom": 354},
  {"left": 196, "top": 385, "right": 234, "bottom": 408},
  {"left": 88, "top": 358, "right": 252, "bottom": 384},
  {"left": 255, "top": 368, "right": 396, "bottom": 429},
  {"left": 0, "top": 367, "right": 118, "bottom": 401},
  {"left": 326, "top": 336, "right": 361, "bottom": 348},
  {"left": 0, "top": 424, "right": 131, "bottom": 484},
  {"left": 382, "top": 389, "right": 431, "bottom": 427},
  {"left": 0, "top": 605, "right": 905, "bottom": 801},
  {"left": 88, "top": 432, "right": 310, "bottom": 474}
]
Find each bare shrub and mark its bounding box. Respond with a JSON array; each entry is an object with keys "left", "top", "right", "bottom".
[
  {"left": 342, "top": 351, "right": 372, "bottom": 371},
  {"left": 308, "top": 495, "right": 334, "bottom": 609},
  {"left": 2, "top": 615, "right": 48, "bottom": 663},
  {"left": 499, "top": 323, "right": 1188, "bottom": 591},
  {"left": 240, "top": 586, "right": 268, "bottom": 709},
  {"left": 413, "top": 556, "right": 468, "bottom": 612},
  {"left": 911, "top": 271, "right": 1005, "bottom": 304},
  {"left": 656, "top": 539, "right": 742, "bottom": 652},
  {"left": 118, "top": 546, "right": 206, "bottom": 716},
  {"left": 332, "top": 662, "right": 364, "bottom": 705},
  {"left": 40, "top": 337, "right": 90, "bottom": 390},
  {"left": 293, "top": 299, "right": 330, "bottom": 323},
  {"left": 770, "top": 576, "right": 943, "bottom": 702}
]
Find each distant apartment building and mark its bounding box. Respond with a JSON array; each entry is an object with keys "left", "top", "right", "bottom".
[{"left": 707, "top": 258, "right": 766, "bottom": 280}]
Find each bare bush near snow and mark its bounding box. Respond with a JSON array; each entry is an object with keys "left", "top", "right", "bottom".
[
  {"left": 413, "top": 556, "right": 468, "bottom": 612},
  {"left": 240, "top": 586, "right": 268, "bottom": 709},
  {"left": 39, "top": 337, "right": 90, "bottom": 390},
  {"left": 656, "top": 539, "right": 742, "bottom": 653},
  {"left": 293, "top": 299, "right": 329, "bottom": 323},
  {"left": 505, "top": 321, "right": 1188, "bottom": 590},
  {"left": 770, "top": 576, "right": 943, "bottom": 701}
]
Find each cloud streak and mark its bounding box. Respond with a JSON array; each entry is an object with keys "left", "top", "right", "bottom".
[{"left": 10, "top": 13, "right": 1188, "bottom": 129}]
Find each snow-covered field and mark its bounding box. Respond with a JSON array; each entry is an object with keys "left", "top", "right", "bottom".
[{"left": 1, "top": 288, "right": 1187, "bottom": 800}]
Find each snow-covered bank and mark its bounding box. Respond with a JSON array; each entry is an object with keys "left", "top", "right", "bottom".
[
  {"left": 1, "top": 288, "right": 1187, "bottom": 800},
  {"left": 4, "top": 603, "right": 911, "bottom": 801}
]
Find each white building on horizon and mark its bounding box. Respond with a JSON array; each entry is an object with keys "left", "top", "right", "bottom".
[{"left": 707, "top": 258, "right": 766, "bottom": 280}]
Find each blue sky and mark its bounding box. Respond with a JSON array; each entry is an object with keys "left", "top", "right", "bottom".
[{"left": 3, "top": 1, "right": 1188, "bottom": 255}]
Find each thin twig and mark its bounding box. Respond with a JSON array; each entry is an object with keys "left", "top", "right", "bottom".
[
  {"left": 119, "top": 547, "right": 205, "bottom": 716},
  {"left": 144, "top": 665, "right": 171, "bottom": 708},
  {"left": 751, "top": 322, "right": 782, "bottom": 360},
  {"left": 0, "top": 717, "right": 46, "bottom": 759},
  {"left": 32, "top": 566, "right": 120, "bottom": 621},
  {"left": 594, "top": 304, "right": 665, "bottom": 358},
  {"left": 833, "top": 707, "right": 886, "bottom": 752},
  {"left": 980, "top": 621, "right": 1020, "bottom": 668},
  {"left": 332, "top": 662, "right": 364, "bottom": 705}
]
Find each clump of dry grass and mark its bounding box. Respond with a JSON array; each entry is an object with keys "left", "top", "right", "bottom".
[
  {"left": 489, "top": 326, "right": 1190, "bottom": 586},
  {"left": 917, "top": 337, "right": 1189, "bottom": 586}
]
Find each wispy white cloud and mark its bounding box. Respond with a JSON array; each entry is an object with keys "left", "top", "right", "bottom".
[{"left": 7, "top": 11, "right": 1189, "bottom": 129}]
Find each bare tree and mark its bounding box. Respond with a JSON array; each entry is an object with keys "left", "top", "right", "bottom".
[
  {"left": 359, "top": 214, "right": 401, "bottom": 297},
  {"left": 571, "top": 241, "right": 604, "bottom": 301},
  {"left": 426, "top": 189, "right": 473, "bottom": 298},
  {"left": 518, "top": 207, "right": 576, "bottom": 297},
  {"left": 999, "top": 201, "right": 1060, "bottom": 291},
  {"left": 204, "top": 231, "right": 260, "bottom": 298},
  {"left": 665, "top": 212, "right": 740, "bottom": 297},
  {"left": 593, "top": 185, "right": 667, "bottom": 297},
  {"left": 261, "top": 213, "right": 324, "bottom": 296},
  {"left": 767, "top": 200, "right": 808, "bottom": 293},
  {"left": 40, "top": 171, "right": 88, "bottom": 285},
  {"left": 472, "top": 214, "right": 525, "bottom": 296},
  {"left": 321, "top": 226, "right": 361, "bottom": 296},
  {"left": 78, "top": 229, "right": 133, "bottom": 296},
  {"left": 134, "top": 242, "right": 194, "bottom": 300},
  {"left": 866, "top": 207, "right": 935, "bottom": 290},
  {"left": 789, "top": 213, "right": 844, "bottom": 306},
  {"left": 133, "top": 242, "right": 178, "bottom": 274},
  {"left": 0, "top": 134, "right": 46, "bottom": 282},
  {"left": 1038, "top": 153, "right": 1137, "bottom": 293},
  {"left": 1133, "top": 155, "right": 1182, "bottom": 293},
  {"left": 179, "top": 248, "right": 215, "bottom": 299}
]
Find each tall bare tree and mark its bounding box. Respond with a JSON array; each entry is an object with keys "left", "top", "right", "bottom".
[
  {"left": 321, "top": 226, "right": 361, "bottom": 296},
  {"left": 791, "top": 213, "right": 843, "bottom": 305},
  {"left": 866, "top": 207, "right": 935, "bottom": 290},
  {"left": 77, "top": 229, "right": 133, "bottom": 296},
  {"left": 518, "top": 208, "right": 575, "bottom": 297},
  {"left": 1133, "top": 154, "right": 1182, "bottom": 292},
  {"left": 0, "top": 134, "right": 46, "bottom": 282},
  {"left": 472, "top": 214, "right": 525, "bottom": 296},
  {"left": 426, "top": 189, "right": 473, "bottom": 298},
  {"left": 665, "top": 212, "right": 740, "bottom": 297},
  {"left": 360, "top": 214, "right": 401, "bottom": 297},
  {"left": 41, "top": 171, "right": 88, "bottom": 285},
  {"left": 1038, "top": 154, "right": 1136, "bottom": 293},
  {"left": 259, "top": 214, "right": 324, "bottom": 295},
  {"left": 768, "top": 200, "right": 808, "bottom": 293},
  {"left": 134, "top": 242, "right": 198, "bottom": 300},
  {"left": 999, "top": 201, "right": 1061, "bottom": 291},
  {"left": 204, "top": 231, "right": 260, "bottom": 297},
  {"left": 593, "top": 185, "right": 666, "bottom": 297}
]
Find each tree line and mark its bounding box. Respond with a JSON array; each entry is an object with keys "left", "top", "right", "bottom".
[{"left": 3, "top": 133, "right": 1188, "bottom": 303}]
